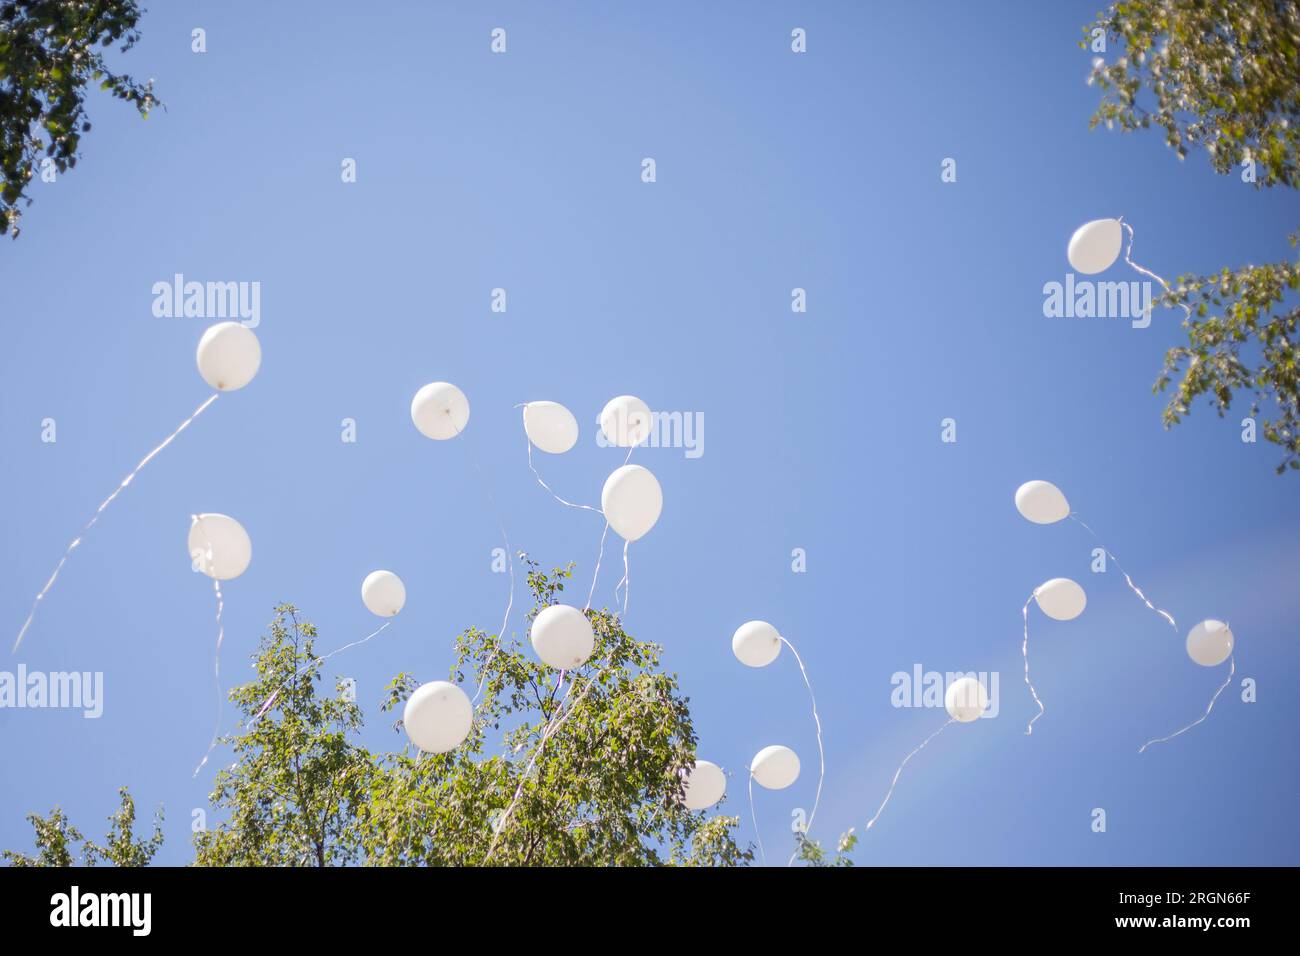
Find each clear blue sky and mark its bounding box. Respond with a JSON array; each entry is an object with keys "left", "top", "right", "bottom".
[{"left": 2, "top": 1, "right": 1297, "bottom": 866}]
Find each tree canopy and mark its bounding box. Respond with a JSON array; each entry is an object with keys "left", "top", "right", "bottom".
[
  {"left": 1, "top": 0, "right": 157, "bottom": 238},
  {"left": 4, "top": 558, "right": 857, "bottom": 867},
  {"left": 1085, "top": 0, "right": 1300, "bottom": 473}
]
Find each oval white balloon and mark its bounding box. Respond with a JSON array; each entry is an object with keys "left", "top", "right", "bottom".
[
  {"left": 681, "top": 760, "right": 726, "bottom": 810},
  {"left": 410, "top": 382, "right": 470, "bottom": 440},
  {"left": 361, "top": 570, "right": 406, "bottom": 617},
  {"left": 732, "top": 620, "right": 782, "bottom": 668},
  {"left": 1034, "top": 577, "right": 1087, "bottom": 621},
  {"left": 601, "top": 464, "right": 662, "bottom": 541},
  {"left": 402, "top": 681, "right": 473, "bottom": 754},
  {"left": 196, "top": 322, "right": 261, "bottom": 392},
  {"left": 1014, "top": 480, "right": 1070, "bottom": 525},
  {"left": 523, "top": 401, "right": 579, "bottom": 454},
  {"left": 1186, "top": 619, "right": 1234, "bottom": 667},
  {"left": 1067, "top": 218, "right": 1123, "bottom": 275},
  {"left": 750, "top": 745, "right": 800, "bottom": 790},
  {"left": 187, "top": 513, "right": 252, "bottom": 581},
  {"left": 945, "top": 677, "right": 989, "bottom": 723},
  {"left": 530, "top": 604, "right": 595, "bottom": 670},
  {"left": 599, "top": 395, "right": 652, "bottom": 447}
]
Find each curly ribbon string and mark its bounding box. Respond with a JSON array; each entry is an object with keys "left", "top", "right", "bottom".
[
  {"left": 1069, "top": 512, "right": 1231, "bottom": 748},
  {"left": 517, "top": 407, "right": 603, "bottom": 517},
  {"left": 1119, "top": 218, "right": 1192, "bottom": 325},
  {"left": 13, "top": 393, "right": 220, "bottom": 654},
  {"left": 192, "top": 574, "right": 226, "bottom": 778},
  {"left": 1139, "top": 653, "right": 1236, "bottom": 754},
  {"left": 440, "top": 412, "right": 515, "bottom": 707},
  {"left": 749, "top": 772, "right": 766, "bottom": 867},
  {"left": 486, "top": 660, "right": 601, "bottom": 862},
  {"left": 1069, "top": 514, "right": 1179, "bottom": 636},
  {"left": 1022, "top": 591, "right": 1046, "bottom": 735},
  {"left": 779, "top": 635, "right": 825, "bottom": 866},
  {"left": 584, "top": 446, "right": 635, "bottom": 613},
  {"left": 613, "top": 539, "right": 630, "bottom": 618},
  {"left": 865, "top": 718, "right": 955, "bottom": 832}
]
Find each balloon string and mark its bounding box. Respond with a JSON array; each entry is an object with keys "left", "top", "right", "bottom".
[
  {"left": 192, "top": 577, "right": 226, "bottom": 778},
  {"left": 13, "top": 393, "right": 220, "bottom": 654},
  {"left": 446, "top": 413, "right": 516, "bottom": 707},
  {"left": 249, "top": 621, "right": 394, "bottom": 726},
  {"left": 1139, "top": 653, "right": 1236, "bottom": 753},
  {"left": 1119, "top": 219, "right": 1191, "bottom": 323},
  {"left": 586, "top": 523, "right": 611, "bottom": 612},
  {"left": 523, "top": 429, "right": 602, "bottom": 515},
  {"left": 613, "top": 540, "right": 630, "bottom": 618},
  {"left": 865, "top": 718, "right": 954, "bottom": 832},
  {"left": 584, "top": 446, "right": 635, "bottom": 612},
  {"left": 779, "top": 636, "right": 825, "bottom": 867},
  {"left": 1022, "top": 592, "right": 1046, "bottom": 735},
  {"left": 748, "top": 772, "right": 766, "bottom": 867},
  {"left": 1069, "top": 514, "right": 1178, "bottom": 635},
  {"left": 486, "top": 665, "right": 600, "bottom": 862}
]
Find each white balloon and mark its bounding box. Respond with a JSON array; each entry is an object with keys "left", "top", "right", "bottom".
[
  {"left": 1034, "top": 577, "right": 1087, "bottom": 621},
  {"left": 403, "top": 681, "right": 473, "bottom": 753},
  {"left": 599, "top": 395, "right": 652, "bottom": 447},
  {"left": 361, "top": 570, "right": 406, "bottom": 617},
  {"left": 750, "top": 745, "right": 800, "bottom": 790},
  {"left": 196, "top": 322, "right": 261, "bottom": 391},
  {"left": 732, "top": 620, "right": 782, "bottom": 668},
  {"left": 188, "top": 513, "right": 251, "bottom": 581},
  {"left": 1014, "top": 480, "right": 1070, "bottom": 524},
  {"left": 523, "top": 401, "right": 579, "bottom": 454},
  {"left": 681, "top": 760, "right": 726, "bottom": 810},
  {"left": 1067, "top": 218, "right": 1123, "bottom": 274},
  {"left": 945, "top": 677, "right": 989, "bottom": 723},
  {"left": 530, "top": 604, "right": 595, "bottom": 670},
  {"left": 1186, "top": 619, "right": 1234, "bottom": 667},
  {"left": 410, "top": 382, "right": 469, "bottom": 440},
  {"left": 601, "top": 464, "right": 662, "bottom": 541}
]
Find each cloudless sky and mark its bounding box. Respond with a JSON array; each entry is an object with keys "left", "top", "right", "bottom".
[{"left": 2, "top": 0, "right": 1298, "bottom": 866}]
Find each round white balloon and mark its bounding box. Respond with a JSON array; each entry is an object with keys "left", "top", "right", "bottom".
[
  {"left": 1186, "top": 619, "right": 1234, "bottom": 667},
  {"left": 188, "top": 513, "right": 252, "bottom": 581},
  {"left": 1067, "top": 218, "right": 1123, "bottom": 274},
  {"left": 681, "top": 760, "right": 726, "bottom": 810},
  {"left": 196, "top": 322, "right": 261, "bottom": 391},
  {"left": 1014, "top": 480, "right": 1070, "bottom": 525},
  {"left": 732, "top": 620, "right": 782, "bottom": 668},
  {"left": 1034, "top": 577, "right": 1087, "bottom": 621},
  {"left": 601, "top": 464, "right": 662, "bottom": 541},
  {"left": 599, "top": 395, "right": 652, "bottom": 447},
  {"left": 530, "top": 603, "right": 595, "bottom": 670},
  {"left": 750, "top": 745, "right": 800, "bottom": 790},
  {"left": 523, "top": 401, "right": 579, "bottom": 454},
  {"left": 403, "top": 681, "right": 473, "bottom": 753},
  {"left": 410, "top": 382, "right": 470, "bottom": 440},
  {"left": 945, "top": 677, "right": 989, "bottom": 723},
  {"left": 361, "top": 570, "right": 406, "bottom": 617}
]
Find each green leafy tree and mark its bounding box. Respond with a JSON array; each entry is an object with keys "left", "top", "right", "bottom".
[
  {"left": 2, "top": 787, "right": 162, "bottom": 866},
  {"left": 1084, "top": 0, "right": 1300, "bottom": 472},
  {"left": 1, "top": 0, "right": 158, "bottom": 238},
  {"left": 192, "top": 607, "right": 371, "bottom": 867},
  {"left": 8, "top": 562, "right": 857, "bottom": 867},
  {"left": 794, "top": 827, "right": 858, "bottom": 867},
  {"left": 194, "top": 559, "right": 755, "bottom": 867}
]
